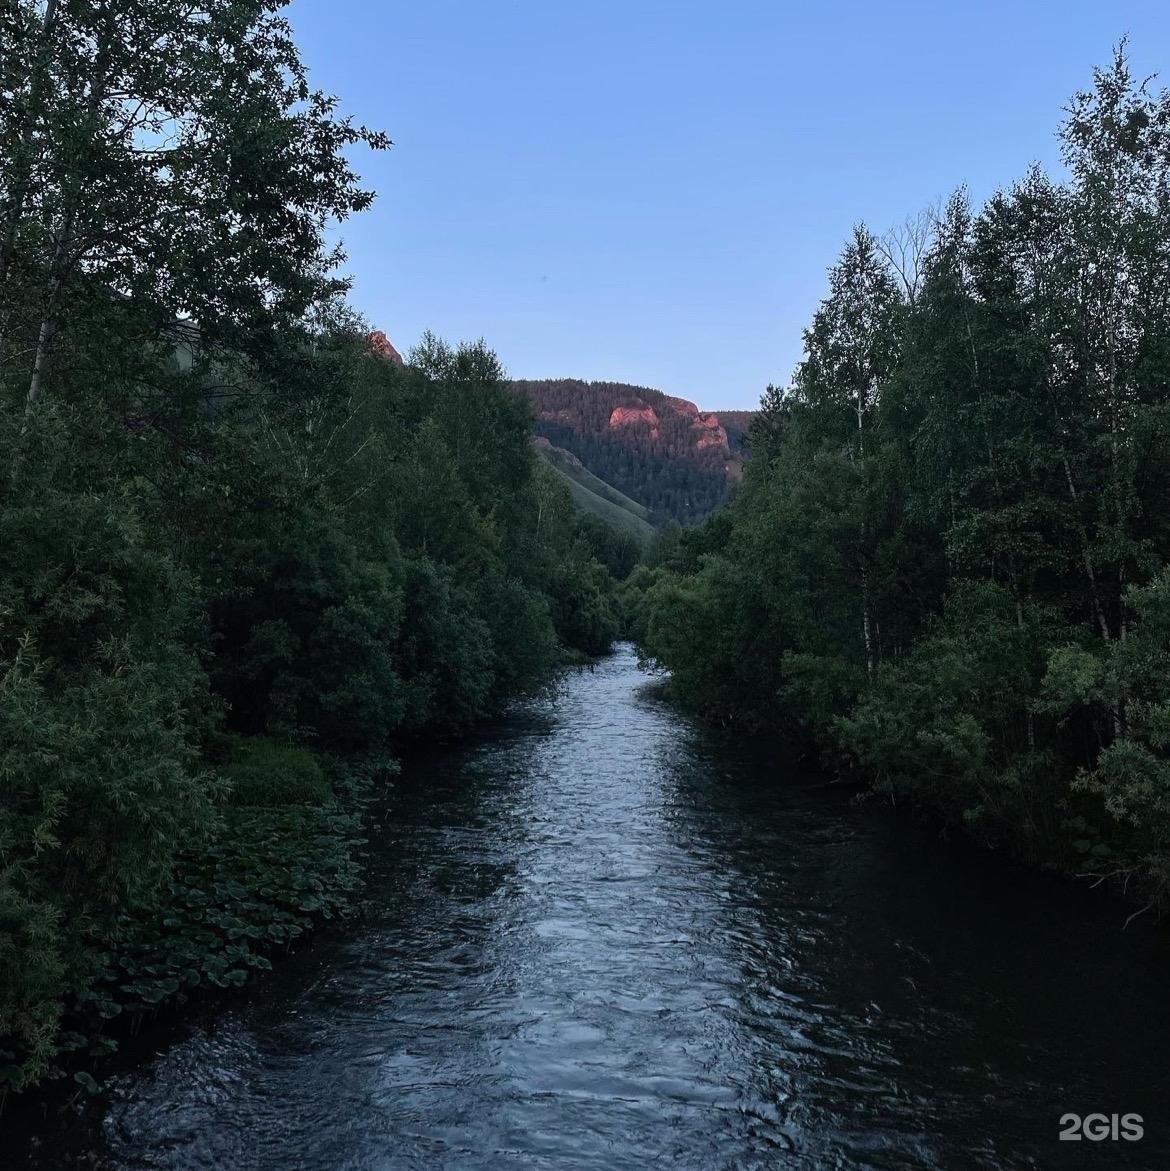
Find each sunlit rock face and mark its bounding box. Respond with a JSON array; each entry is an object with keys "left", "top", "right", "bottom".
[
  {"left": 368, "top": 330, "right": 404, "bottom": 365},
  {"left": 692, "top": 409, "right": 730, "bottom": 453},
  {"left": 609, "top": 398, "right": 731, "bottom": 455},
  {"left": 609, "top": 404, "right": 661, "bottom": 441}
]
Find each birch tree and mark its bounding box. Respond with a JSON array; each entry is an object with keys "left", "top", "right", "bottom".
[
  {"left": 795, "top": 225, "right": 903, "bottom": 672},
  {"left": 0, "top": 0, "right": 388, "bottom": 421}
]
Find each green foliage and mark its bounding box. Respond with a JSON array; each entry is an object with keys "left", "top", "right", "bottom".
[
  {"left": 207, "top": 508, "right": 409, "bottom": 747},
  {"left": 48, "top": 757, "right": 377, "bottom": 1094},
  {"left": 85, "top": 791, "right": 368, "bottom": 1030},
  {"left": 573, "top": 513, "right": 644, "bottom": 580},
  {"left": 474, "top": 570, "right": 559, "bottom": 698},
  {"left": 395, "top": 557, "right": 496, "bottom": 732},
  {"left": 1061, "top": 573, "right": 1170, "bottom": 901},
  {"left": 0, "top": 413, "right": 219, "bottom": 1090},
  {"left": 633, "top": 46, "right": 1170, "bottom": 906},
  {"left": 0, "top": 321, "right": 622, "bottom": 1093},
  {"left": 836, "top": 583, "right": 1064, "bottom": 854},
  {"left": 549, "top": 551, "right": 621, "bottom": 659}
]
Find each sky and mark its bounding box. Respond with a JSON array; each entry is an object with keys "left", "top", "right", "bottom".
[{"left": 288, "top": 1, "right": 1170, "bottom": 409}]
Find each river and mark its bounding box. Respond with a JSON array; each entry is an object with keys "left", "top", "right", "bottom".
[{"left": 6, "top": 645, "right": 1169, "bottom": 1169}]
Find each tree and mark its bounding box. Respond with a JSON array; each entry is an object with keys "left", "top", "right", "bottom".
[
  {"left": 0, "top": 0, "right": 388, "bottom": 420},
  {"left": 795, "top": 225, "right": 904, "bottom": 673}
]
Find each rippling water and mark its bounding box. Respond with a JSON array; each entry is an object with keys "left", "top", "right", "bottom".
[{"left": 6, "top": 645, "right": 1169, "bottom": 1169}]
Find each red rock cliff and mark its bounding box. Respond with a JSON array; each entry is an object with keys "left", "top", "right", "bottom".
[
  {"left": 693, "top": 411, "right": 730, "bottom": 452},
  {"left": 609, "top": 405, "right": 661, "bottom": 441},
  {"left": 368, "top": 330, "right": 404, "bottom": 366}
]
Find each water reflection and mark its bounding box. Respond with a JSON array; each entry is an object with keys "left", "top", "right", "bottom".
[{"left": 5, "top": 645, "right": 1169, "bottom": 1169}]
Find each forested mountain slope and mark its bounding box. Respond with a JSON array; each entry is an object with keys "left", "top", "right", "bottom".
[{"left": 514, "top": 379, "right": 756, "bottom": 525}]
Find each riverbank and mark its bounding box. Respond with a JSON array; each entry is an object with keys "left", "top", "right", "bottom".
[{"left": 1, "top": 741, "right": 393, "bottom": 1105}]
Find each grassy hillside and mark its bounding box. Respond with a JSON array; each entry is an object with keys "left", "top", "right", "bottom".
[{"left": 536, "top": 440, "right": 655, "bottom": 543}]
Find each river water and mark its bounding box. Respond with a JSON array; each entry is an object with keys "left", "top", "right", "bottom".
[{"left": 6, "top": 645, "right": 1169, "bottom": 1169}]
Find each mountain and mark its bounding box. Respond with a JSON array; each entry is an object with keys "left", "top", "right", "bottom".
[{"left": 513, "top": 379, "right": 757, "bottom": 525}]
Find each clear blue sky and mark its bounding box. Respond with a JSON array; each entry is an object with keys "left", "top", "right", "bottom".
[{"left": 289, "top": 0, "right": 1170, "bottom": 409}]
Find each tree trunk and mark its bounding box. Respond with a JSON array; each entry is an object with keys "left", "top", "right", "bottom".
[
  {"left": 857, "top": 378, "right": 873, "bottom": 674},
  {"left": 22, "top": 4, "right": 114, "bottom": 405},
  {"left": 24, "top": 210, "right": 72, "bottom": 408},
  {"left": 861, "top": 564, "right": 874, "bottom": 676}
]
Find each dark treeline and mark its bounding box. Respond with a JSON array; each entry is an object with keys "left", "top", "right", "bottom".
[
  {"left": 631, "top": 47, "right": 1170, "bottom": 910},
  {"left": 0, "top": 0, "right": 621, "bottom": 1095},
  {"left": 515, "top": 378, "right": 736, "bottom": 523}
]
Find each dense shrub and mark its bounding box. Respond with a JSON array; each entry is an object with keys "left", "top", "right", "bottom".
[{"left": 220, "top": 736, "right": 331, "bottom": 807}]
